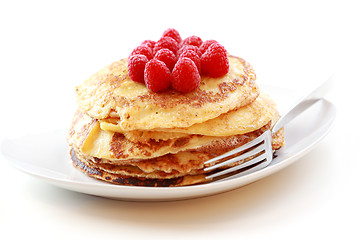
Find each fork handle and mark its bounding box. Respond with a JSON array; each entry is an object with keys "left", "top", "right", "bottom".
[{"left": 272, "top": 76, "right": 334, "bottom": 133}]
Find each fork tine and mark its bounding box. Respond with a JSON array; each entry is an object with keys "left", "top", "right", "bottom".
[
  {"left": 204, "top": 143, "right": 265, "bottom": 172},
  {"left": 204, "top": 132, "right": 266, "bottom": 165},
  {"left": 207, "top": 156, "right": 271, "bottom": 181},
  {"left": 205, "top": 152, "right": 267, "bottom": 179},
  {"left": 205, "top": 130, "right": 273, "bottom": 180}
]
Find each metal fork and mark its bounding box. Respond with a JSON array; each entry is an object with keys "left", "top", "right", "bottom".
[{"left": 204, "top": 76, "right": 334, "bottom": 181}]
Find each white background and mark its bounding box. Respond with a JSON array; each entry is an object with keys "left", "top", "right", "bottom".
[{"left": 1, "top": 0, "right": 359, "bottom": 239}]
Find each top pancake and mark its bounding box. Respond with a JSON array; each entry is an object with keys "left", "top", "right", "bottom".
[{"left": 75, "top": 56, "right": 259, "bottom": 131}]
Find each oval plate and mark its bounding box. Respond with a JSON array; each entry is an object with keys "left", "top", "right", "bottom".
[{"left": 1, "top": 87, "right": 336, "bottom": 201}]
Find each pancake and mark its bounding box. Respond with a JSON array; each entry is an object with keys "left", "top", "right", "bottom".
[
  {"left": 70, "top": 124, "right": 284, "bottom": 186},
  {"left": 68, "top": 110, "right": 273, "bottom": 161},
  {"left": 68, "top": 49, "right": 285, "bottom": 187},
  {"left": 75, "top": 56, "right": 259, "bottom": 131},
  {"left": 68, "top": 92, "right": 280, "bottom": 161},
  {"left": 124, "top": 131, "right": 189, "bottom": 143},
  {"left": 68, "top": 111, "right": 218, "bottom": 161},
  {"left": 100, "top": 91, "right": 277, "bottom": 137},
  {"left": 71, "top": 149, "right": 207, "bottom": 187},
  {"left": 70, "top": 122, "right": 283, "bottom": 177},
  {"left": 70, "top": 121, "right": 274, "bottom": 171}
]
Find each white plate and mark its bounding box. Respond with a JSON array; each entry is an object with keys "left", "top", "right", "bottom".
[{"left": 1, "top": 87, "right": 336, "bottom": 201}]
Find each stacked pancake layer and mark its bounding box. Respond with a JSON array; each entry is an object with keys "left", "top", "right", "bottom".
[{"left": 68, "top": 56, "right": 284, "bottom": 187}]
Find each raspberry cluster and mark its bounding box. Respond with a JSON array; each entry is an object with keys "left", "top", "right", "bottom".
[{"left": 128, "top": 28, "right": 229, "bottom": 93}]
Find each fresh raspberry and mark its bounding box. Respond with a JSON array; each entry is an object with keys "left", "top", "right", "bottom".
[
  {"left": 154, "top": 48, "right": 177, "bottom": 71},
  {"left": 141, "top": 40, "right": 156, "bottom": 49},
  {"left": 199, "top": 40, "right": 218, "bottom": 55},
  {"left": 179, "top": 49, "right": 201, "bottom": 73},
  {"left": 162, "top": 28, "right": 182, "bottom": 44},
  {"left": 153, "top": 36, "right": 179, "bottom": 55},
  {"left": 201, "top": 43, "right": 229, "bottom": 78},
  {"left": 177, "top": 44, "right": 201, "bottom": 57},
  {"left": 171, "top": 57, "right": 200, "bottom": 93},
  {"left": 127, "top": 54, "right": 149, "bottom": 83},
  {"left": 182, "top": 35, "right": 203, "bottom": 47},
  {"left": 144, "top": 59, "right": 171, "bottom": 92},
  {"left": 130, "top": 45, "right": 153, "bottom": 61}
]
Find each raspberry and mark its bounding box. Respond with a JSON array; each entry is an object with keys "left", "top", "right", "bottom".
[
  {"left": 130, "top": 45, "right": 153, "bottom": 61},
  {"left": 199, "top": 40, "right": 218, "bottom": 55},
  {"left": 141, "top": 40, "right": 156, "bottom": 49},
  {"left": 127, "top": 54, "right": 149, "bottom": 83},
  {"left": 177, "top": 45, "right": 201, "bottom": 57},
  {"left": 154, "top": 48, "right": 177, "bottom": 71},
  {"left": 162, "top": 28, "right": 182, "bottom": 44},
  {"left": 182, "top": 35, "right": 203, "bottom": 47},
  {"left": 144, "top": 59, "right": 171, "bottom": 92},
  {"left": 153, "top": 37, "right": 179, "bottom": 55},
  {"left": 171, "top": 57, "right": 200, "bottom": 93},
  {"left": 179, "top": 49, "right": 201, "bottom": 73},
  {"left": 201, "top": 43, "right": 229, "bottom": 78}
]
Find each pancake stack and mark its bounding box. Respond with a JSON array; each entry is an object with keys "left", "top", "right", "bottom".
[{"left": 67, "top": 55, "right": 284, "bottom": 187}]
